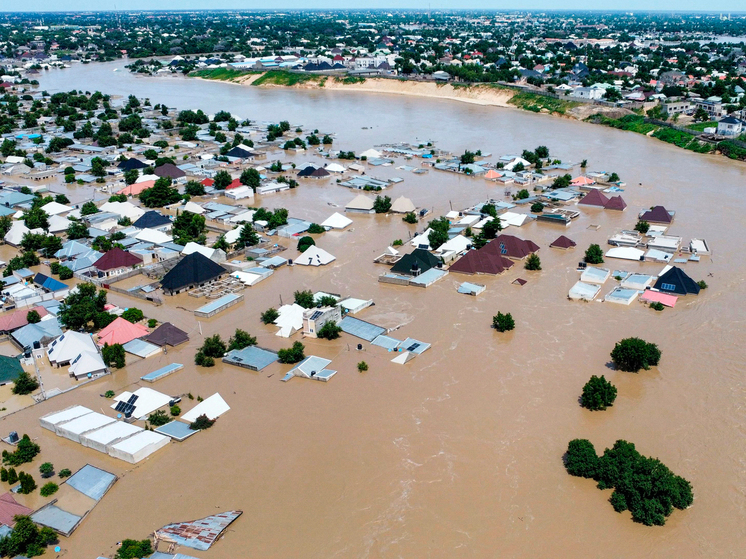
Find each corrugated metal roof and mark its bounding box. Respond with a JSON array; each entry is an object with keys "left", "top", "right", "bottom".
[{"left": 155, "top": 511, "right": 243, "bottom": 551}]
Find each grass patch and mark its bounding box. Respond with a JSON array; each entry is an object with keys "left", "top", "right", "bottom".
[
  {"left": 590, "top": 114, "right": 714, "bottom": 154},
  {"left": 508, "top": 92, "right": 578, "bottom": 115},
  {"left": 687, "top": 120, "right": 717, "bottom": 132},
  {"left": 190, "top": 67, "right": 257, "bottom": 81},
  {"left": 651, "top": 127, "right": 714, "bottom": 153},
  {"left": 334, "top": 75, "right": 366, "bottom": 84},
  {"left": 590, "top": 114, "right": 659, "bottom": 135},
  {"left": 717, "top": 140, "right": 746, "bottom": 160},
  {"left": 252, "top": 70, "right": 322, "bottom": 87}
]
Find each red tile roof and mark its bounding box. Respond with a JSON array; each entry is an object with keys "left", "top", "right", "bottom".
[
  {"left": 0, "top": 306, "right": 49, "bottom": 333},
  {"left": 550, "top": 235, "right": 577, "bottom": 249},
  {"left": 449, "top": 248, "right": 514, "bottom": 275},
  {"left": 489, "top": 234, "right": 540, "bottom": 259},
  {"left": 93, "top": 247, "right": 143, "bottom": 271},
  {"left": 578, "top": 189, "right": 610, "bottom": 208}
]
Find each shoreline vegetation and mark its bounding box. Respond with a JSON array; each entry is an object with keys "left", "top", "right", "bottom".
[{"left": 189, "top": 68, "right": 746, "bottom": 162}]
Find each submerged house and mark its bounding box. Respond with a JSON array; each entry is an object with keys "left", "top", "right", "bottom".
[
  {"left": 448, "top": 245, "right": 514, "bottom": 275},
  {"left": 653, "top": 266, "right": 700, "bottom": 296},
  {"left": 639, "top": 205, "right": 675, "bottom": 224},
  {"left": 390, "top": 249, "right": 442, "bottom": 276},
  {"left": 491, "top": 234, "right": 540, "bottom": 260},
  {"left": 92, "top": 248, "right": 143, "bottom": 278},
  {"left": 160, "top": 252, "right": 227, "bottom": 295}
]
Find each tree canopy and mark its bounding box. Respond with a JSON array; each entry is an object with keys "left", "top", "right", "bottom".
[
  {"left": 610, "top": 338, "right": 661, "bottom": 372},
  {"left": 139, "top": 176, "right": 181, "bottom": 207}
]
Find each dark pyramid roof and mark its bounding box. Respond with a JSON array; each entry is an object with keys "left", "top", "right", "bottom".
[
  {"left": 133, "top": 210, "right": 171, "bottom": 229},
  {"left": 390, "top": 249, "right": 441, "bottom": 275},
  {"left": 93, "top": 247, "right": 143, "bottom": 271},
  {"left": 550, "top": 235, "right": 576, "bottom": 249},
  {"left": 310, "top": 167, "right": 331, "bottom": 177},
  {"left": 154, "top": 163, "right": 186, "bottom": 179},
  {"left": 605, "top": 195, "right": 627, "bottom": 211},
  {"left": 226, "top": 146, "right": 255, "bottom": 158},
  {"left": 488, "top": 235, "right": 540, "bottom": 259},
  {"left": 640, "top": 205, "right": 673, "bottom": 224},
  {"left": 296, "top": 166, "right": 317, "bottom": 177},
  {"left": 578, "top": 189, "right": 610, "bottom": 207},
  {"left": 117, "top": 158, "right": 148, "bottom": 171},
  {"left": 160, "top": 252, "right": 226, "bottom": 292},
  {"left": 143, "top": 322, "right": 189, "bottom": 347},
  {"left": 654, "top": 266, "right": 700, "bottom": 296},
  {"left": 449, "top": 248, "right": 514, "bottom": 275}
]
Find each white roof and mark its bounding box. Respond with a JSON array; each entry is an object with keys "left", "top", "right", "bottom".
[
  {"left": 275, "top": 303, "right": 304, "bottom": 337},
  {"left": 68, "top": 350, "right": 107, "bottom": 378},
  {"left": 360, "top": 148, "right": 382, "bottom": 159},
  {"left": 605, "top": 247, "right": 645, "bottom": 261},
  {"left": 40, "top": 405, "right": 93, "bottom": 429},
  {"left": 325, "top": 163, "right": 346, "bottom": 173},
  {"left": 320, "top": 212, "right": 352, "bottom": 229},
  {"left": 410, "top": 228, "right": 432, "bottom": 249},
  {"left": 135, "top": 228, "right": 172, "bottom": 244},
  {"left": 499, "top": 212, "right": 530, "bottom": 227},
  {"left": 437, "top": 235, "right": 471, "bottom": 254},
  {"left": 57, "top": 412, "right": 116, "bottom": 438},
  {"left": 385, "top": 246, "right": 400, "bottom": 256},
  {"left": 504, "top": 157, "right": 531, "bottom": 171},
  {"left": 48, "top": 214, "right": 72, "bottom": 234},
  {"left": 182, "top": 242, "right": 225, "bottom": 262},
  {"left": 390, "top": 196, "right": 415, "bottom": 214},
  {"left": 112, "top": 387, "right": 172, "bottom": 420},
  {"left": 81, "top": 421, "right": 142, "bottom": 448},
  {"left": 108, "top": 429, "right": 169, "bottom": 462},
  {"left": 135, "top": 173, "right": 159, "bottom": 183},
  {"left": 228, "top": 210, "right": 255, "bottom": 223},
  {"left": 100, "top": 201, "right": 145, "bottom": 220},
  {"left": 457, "top": 214, "right": 480, "bottom": 226},
  {"left": 47, "top": 331, "right": 98, "bottom": 365},
  {"left": 568, "top": 281, "right": 601, "bottom": 301},
  {"left": 295, "top": 245, "right": 336, "bottom": 266},
  {"left": 183, "top": 201, "right": 206, "bottom": 214},
  {"left": 41, "top": 201, "right": 73, "bottom": 216},
  {"left": 225, "top": 186, "right": 254, "bottom": 200},
  {"left": 181, "top": 393, "right": 230, "bottom": 422},
  {"left": 4, "top": 221, "right": 32, "bottom": 245},
  {"left": 224, "top": 227, "right": 242, "bottom": 244},
  {"left": 232, "top": 271, "right": 266, "bottom": 286},
  {"left": 580, "top": 267, "right": 610, "bottom": 284},
  {"left": 345, "top": 194, "right": 375, "bottom": 211}
]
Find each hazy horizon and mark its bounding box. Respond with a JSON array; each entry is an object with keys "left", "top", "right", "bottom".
[{"left": 3, "top": 2, "right": 746, "bottom": 14}]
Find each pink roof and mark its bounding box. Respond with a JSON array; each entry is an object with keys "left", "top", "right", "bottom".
[
  {"left": 117, "top": 180, "right": 154, "bottom": 196},
  {"left": 641, "top": 291, "right": 678, "bottom": 308},
  {"left": 484, "top": 169, "right": 502, "bottom": 179},
  {"left": 0, "top": 306, "right": 49, "bottom": 333},
  {"left": 570, "top": 176, "right": 595, "bottom": 186},
  {"left": 0, "top": 492, "right": 32, "bottom": 527},
  {"left": 97, "top": 316, "right": 149, "bottom": 346}
]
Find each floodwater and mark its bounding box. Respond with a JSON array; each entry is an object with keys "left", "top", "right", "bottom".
[{"left": 2, "top": 61, "right": 744, "bottom": 558}]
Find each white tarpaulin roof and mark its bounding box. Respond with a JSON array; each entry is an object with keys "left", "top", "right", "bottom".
[
  {"left": 40, "top": 406, "right": 92, "bottom": 432},
  {"left": 605, "top": 247, "right": 645, "bottom": 261},
  {"left": 320, "top": 212, "right": 352, "bottom": 229},
  {"left": 107, "top": 430, "right": 170, "bottom": 464},
  {"left": 295, "top": 245, "right": 335, "bottom": 266},
  {"left": 112, "top": 387, "right": 172, "bottom": 420},
  {"left": 182, "top": 393, "right": 230, "bottom": 423},
  {"left": 80, "top": 421, "right": 143, "bottom": 453}
]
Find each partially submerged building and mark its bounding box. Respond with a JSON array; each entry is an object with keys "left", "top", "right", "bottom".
[{"left": 160, "top": 252, "right": 227, "bottom": 295}]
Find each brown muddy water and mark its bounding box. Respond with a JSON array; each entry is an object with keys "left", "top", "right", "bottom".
[{"left": 2, "top": 62, "right": 744, "bottom": 558}]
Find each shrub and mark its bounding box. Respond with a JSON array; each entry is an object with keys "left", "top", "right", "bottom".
[
  {"left": 18, "top": 472, "right": 36, "bottom": 494},
  {"left": 610, "top": 337, "right": 661, "bottom": 372},
  {"left": 39, "top": 462, "right": 54, "bottom": 478},
  {"left": 564, "top": 439, "right": 693, "bottom": 526},
  {"left": 278, "top": 341, "right": 305, "bottom": 364},
  {"left": 104, "top": 390, "right": 115, "bottom": 398},
  {"left": 148, "top": 318, "right": 157, "bottom": 328},
  {"left": 697, "top": 280, "right": 708, "bottom": 289},
  {"left": 40, "top": 482, "right": 58, "bottom": 497},
  {"left": 634, "top": 220, "right": 650, "bottom": 234},
  {"left": 194, "top": 352, "right": 215, "bottom": 367},
  {"left": 524, "top": 253, "right": 541, "bottom": 271},
  {"left": 316, "top": 322, "right": 342, "bottom": 340},
  {"left": 530, "top": 202, "right": 544, "bottom": 213},
  {"left": 297, "top": 235, "right": 315, "bottom": 252},
  {"left": 357, "top": 361, "right": 369, "bottom": 372},
  {"left": 58, "top": 266, "right": 73, "bottom": 280},
  {"left": 492, "top": 312, "right": 515, "bottom": 332},
  {"left": 293, "top": 290, "right": 315, "bottom": 309},
  {"left": 26, "top": 310, "right": 41, "bottom": 324},
  {"left": 49, "top": 261, "right": 61, "bottom": 275},
  {"left": 403, "top": 212, "right": 418, "bottom": 224},
  {"left": 650, "top": 302, "right": 664, "bottom": 311},
  {"left": 392, "top": 239, "right": 403, "bottom": 246},
  {"left": 121, "top": 308, "right": 144, "bottom": 323},
  {"left": 373, "top": 195, "right": 392, "bottom": 213},
  {"left": 581, "top": 375, "right": 617, "bottom": 411},
  {"left": 58, "top": 468, "right": 71, "bottom": 478},
  {"left": 147, "top": 410, "right": 170, "bottom": 427},
  {"left": 170, "top": 405, "right": 181, "bottom": 416},
  {"left": 115, "top": 539, "right": 154, "bottom": 559},
  {"left": 261, "top": 307, "right": 280, "bottom": 324},
  {"left": 6, "top": 468, "right": 17, "bottom": 484},
  {"left": 12, "top": 371, "right": 39, "bottom": 395},
  {"left": 228, "top": 329, "right": 257, "bottom": 351},
  {"left": 584, "top": 244, "right": 604, "bottom": 264},
  {"left": 307, "top": 223, "right": 325, "bottom": 234},
  {"left": 102, "top": 343, "right": 126, "bottom": 368},
  {"left": 198, "top": 334, "right": 226, "bottom": 358},
  {"left": 189, "top": 414, "right": 215, "bottom": 430}
]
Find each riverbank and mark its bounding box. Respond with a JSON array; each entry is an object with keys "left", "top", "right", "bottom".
[{"left": 190, "top": 68, "right": 746, "bottom": 162}]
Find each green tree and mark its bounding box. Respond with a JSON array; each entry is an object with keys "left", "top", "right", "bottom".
[
  {"left": 608, "top": 172, "right": 620, "bottom": 183},
  {"left": 261, "top": 307, "right": 279, "bottom": 324},
  {"left": 530, "top": 202, "right": 544, "bottom": 213},
  {"left": 139, "top": 177, "right": 181, "bottom": 208},
  {"left": 39, "top": 462, "right": 54, "bottom": 478},
  {"left": 18, "top": 472, "right": 37, "bottom": 494},
  {"left": 102, "top": 343, "right": 125, "bottom": 368},
  {"left": 40, "top": 482, "right": 59, "bottom": 497},
  {"left": 294, "top": 290, "right": 315, "bottom": 309},
  {"left": 297, "top": 235, "right": 315, "bottom": 252},
  {"left": 66, "top": 221, "right": 89, "bottom": 240},
  {"left": 2, "top": 435, "right": 40, "bottom": 466},
  {"left": 357, "top": 361, "right": 369, "bottom": 372},
  {"left": 0, "top": 515, "right": 57, "bottom": 558},
  {"left": 564, "top": 439, "right": 599, "bottom": 478},
  {"left": 584, "top": 244, "right": 604, "bottom": 264},
  {"left": 277, "top": 341, "right": 305, "bottom": 364},
  {"left": 58, "top": 283, "right": 108, "bottom": 331},
  {"left": 123, "top": 168, "right": 139, "bottom": 185},
  {"left": 634, "top": 220, "right": 650, "bottom": 234},
  {"left": 228, "top": 329, "right": 257, "bottom": 351},
  {"left": 234, "top": 222, "right": 259, "bottom": 249},
  {"left": 524, "top": 253, "right": 541, "bottom": 271},
  {"left": 316, "top": 321, "right": 342, "bottom": 340},
  {"left": 90, "top": 156, "right": 107, "bottom": 178},
  {"left": 581, "top": 375, "right": 617, "bottom": 411},
  {"left": 239, "top": 167, "right": 261, "bottom": 191},
  {"left": 172, "top": 211, "right": 206, "bottom": 245},
  {"left": 373, "top": 195, "right": 392, "bottom": 213},
  {"left": 307, "top": 223, "right": 325, "bottom": 234},
  {"left": 535, "top": 145, "right": 549, "bottom": 159},
  {"left": 121, "top": 308, "right": 144, "bottom": 323},
  {"left": 189, "top": 414, "right": 216, "bottom": 430},
  {"left": 147, "top": 410, "right": 170, "bottom": 427},
  {"left": 59, "top": 266, "right": 73, "bottom": 280},
  {"left": 12, "top": 372, "right": 39, "bottom": 396},
  {"left": 492, "top": 312, "right": 515, "bottom": 332},
  {"left": 610, "top": 338, "right": 661, "bottom": 372},
  {"left": 184, "top": 180, "right": 206, "bottom": 196},
  {"left": 58, "top": 468, "right": 71, "bottom": 478},
  {"left": 195, "top": 334, "right": 227, "bottom": 367},
  {"left": 482, "top": 218, "right": 502, "bottom": 239},
  {"left": 115, "top": 539, "right": 153, "bottom": 559},
  {"left": 80, "top": 201, "right": 99, "bottom": 215},
  {"left": 403, "top": 212, "right": 418, "bottom": 224},
  {"left": 26, "top": 310, "right": 41, "bottom": 324},
  {"left": 213, "top": 170, "right": 232, "bottom": 190},
  {"left": 427, "top": 216, "right": 450, "bottom": 250}
]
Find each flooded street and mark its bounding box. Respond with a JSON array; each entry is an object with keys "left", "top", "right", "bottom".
[{"left": 3, "top": 62, "right": 744, "bottom": 558}]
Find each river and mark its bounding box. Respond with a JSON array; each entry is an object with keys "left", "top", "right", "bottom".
[{"left": 3, "top": 61, "right": 744, "bottom": 558}]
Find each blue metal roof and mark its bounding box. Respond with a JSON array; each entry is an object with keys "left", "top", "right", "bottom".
[
  {"left": 223, "top": 346, "right": 278, "bottom": 371},
  {"left": 339, "top": 316, "right": 386, "bottom": 342},
  {"left": 141, "top": 363, "right": 184, "bottom": 382},
  {"left": 155, "top": 420, "right": 197, "bottom": 441},
  {"left": 31, "top": 504, "right": 82, "bottom": 536},
  {"left": 34, "top": 273, "right": 68, "bottom": 292},
  {"left": 66, "top": 464, "right": 117, "bottom": 501}
]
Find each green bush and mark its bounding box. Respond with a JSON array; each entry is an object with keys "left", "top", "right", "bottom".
[
  {"left": 121, "top": 308, "right": 144, "bottom": 323},
  {"left": 307, "top": 223, "right": 325, "bottom": 234},
  {"left": 316, "top": 322, "right": 342, "bottom": 340},
  {"left": 58, "top": 266, "right": 73, "bottom": 280},
  {"left": 650, "top": 302, "right": 664, "bottom": 311},
  {"left": 148, "top": 318, "right": 157, "bottom": 328},
  {"left": 584, "top": 244, "right": 604, "bottom": 264},
  {"left": 634, "top": 220, "right": 650, "bottom": 234},
  {"left": 39, "top": 462, "right": 54, "bottom": 478},
  {"left": 12, "top": 371, "right": 39, "bottom": 395},
  {"left": 524, "top": 253, "right": 541, "bottom": 271},
  {"left": 403, "top": 212, "right": 418, "bottom": 224},
  {"left": 357, "top": 361, "right": 369, "bottom": 372},
  {"left": 40, "top": 482, "right": 58, "bottom": 497},
  {"left": 115, "top": 539, "right": 153, "bottom": 559},
  {"left": 170, "top": 405, "right": 181, "bottom": 416},
  {"left": 581, "top": 375, "right": 617, "bottom": 411},
  {"left": 492, "top": 312, "right": 515, "bottom": 332},
  {"left": 293, "top": 290, "right": 315, "bottom": 309},
  {"left": 189, "top": 414, "right": 216, "bottom": 431},
  {"left": 564, "top": 439, "right": 599, "bottom": 478},
  {"left": 147, "top": 410, "right": 170, "bottom": 427},
  {"left": 228, "top": 329, "right": 257, "bottom": 351},
  {"left": 261, "top": 307, "right": 280, "bottom": 324},
  {"left": 296, "top": 235, "right": 315, "bottom": 252},
  {"left": 102, "top": 343, "right": 125, "bottom": 368},
  {"left": 58, "top": 468, "right": 72, "bottom": 478},
  {"left": 278, "top": 341, "right": 305, "bottom": 364},
  {"left": 610, "top": 337, "right": 661, "bottom": 372},
  {"left": 2, "top": 435, "right": 40, "bottom": 466},
  {"left": 18, "top": 471, "right": 36, "bottom": 494},
  {"left": 530, "top": 202, "right": 544, "bottom": 213},
  {"left": 697, "top": 280, "right": 708, "bottom": 289}
]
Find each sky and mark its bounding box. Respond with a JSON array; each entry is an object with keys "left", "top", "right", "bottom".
[{"left": 4, "top": 0, "right": 746, "bottom": 12}]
